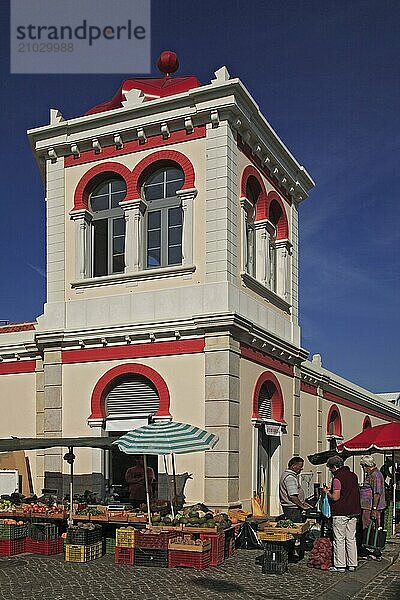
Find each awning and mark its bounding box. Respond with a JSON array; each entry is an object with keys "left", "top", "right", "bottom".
[{"left": 0, "top": 437, "right": 119, "bottom": 453}]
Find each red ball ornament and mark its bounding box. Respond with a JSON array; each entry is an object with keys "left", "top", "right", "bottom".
[{"left": 157, "top": 51, "right": 179, "bottom": 76}]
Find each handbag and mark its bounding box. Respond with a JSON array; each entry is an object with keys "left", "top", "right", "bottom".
[{"left": 362, "top": 517, "right": 387, "bottom": 550}]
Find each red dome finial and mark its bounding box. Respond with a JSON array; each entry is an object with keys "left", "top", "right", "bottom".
[{"left": 157, "top": 51, "right": 179, "bottom": 77}]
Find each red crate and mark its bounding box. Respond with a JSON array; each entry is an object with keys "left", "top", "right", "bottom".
[
  {"left": 169, "top": 549, "right": 211, "bottom": 570},
  {"left": 25, "top": 537, "right": 63, "bottom": 555},
  {"left": 115, "top": 547, "right": 134, "bottom": 565},
  {"left": 0, "top": 539, "right": 25, "bottom": 556},
  {"left": 199, "top": 532, "right": 225, "bottom": 566},
  {"left": 134, "top": 530, "right": 176, "bottom": 550},
  {"left": 226, "top": 537, "right": 235, "bottom": 558}
]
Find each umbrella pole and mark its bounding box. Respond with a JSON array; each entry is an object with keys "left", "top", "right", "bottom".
[
  {"left": 143, "top": 455, "right": 152, "bottom": 527},
  {"left": 171, "top": 453, "right": 177, "bottom": 498},
  {"left": 69, "top": 446, "right": 74, "bottom": 526},
  {"left": 163, "top": 455, "right": 174, "bottom": 518}
]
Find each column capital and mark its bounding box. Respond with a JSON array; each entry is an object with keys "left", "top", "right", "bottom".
[
  {"left": 119, "top": 198, "right": 147, "bottom": 214},
  {"left": 69, "top": 209, "right": 92, "bottom": 222},
  {"left": 254, "top": 218, "right": 276, "bottom": 236},
  {"left": 176, "top": 187, "right": 198, "bottom": 200},
  {"left": 239, "top": 196, "right": 254, "bottom": 213}
]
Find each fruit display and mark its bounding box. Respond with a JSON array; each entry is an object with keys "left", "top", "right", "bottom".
[
  {"left": 30, "top": 503, "right": 48, "bottom": 514},
  {"left": 0, "top": 500, "right": 16, "bottom": 512},
  {"left": 0, "top": 519, "right": 25, "bottom": 526},
  {"left": 151, "top": 506, "right": 232, "bottom": 530},
  {"left": 75, "top": 507, "right": 105, "bottom": 517}
]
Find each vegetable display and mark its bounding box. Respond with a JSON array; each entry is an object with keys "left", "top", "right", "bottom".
[{"left": 307, "top": 537, "right": 332, "bottom": 570}]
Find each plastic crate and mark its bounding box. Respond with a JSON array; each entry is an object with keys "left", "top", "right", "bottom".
[
  {"left": 0, "top": 524, "right": 28, "bottom": 540},
  {"left": 115, "top": 547, "right": 135, "bottom": 565},
  {"left": 261, "top": 541, "right": 289, "bottom": 575},
  {"left": 25, "top": 537, "right": 63, "bottom": 555},
  {"left": 66, "top": 526, "right": 102, "bottom": 546},
  {"left": 29, "top": 523, "right": 58, "bottom": 540},
  {"left": 0, "top": 539, "right": 25, "bottom": 556},
  {"left": 116, "top": 528, "right": 135, "bottom": 548},
  {"left": 134, "top": 548, "right": 168, "bottom": 567},
  {"left": 65, "top": 541, "right": 103, "bottom": 562},
  {"left": 105, "top": 537, "right": 116, "bottom": 554},
  {"left": 169, "top": 549, "right": 211, "bottom": 570},
  {"left": 134, "top": 529, "right": 176, "bottom": 550},
  {"left": 200, "top": 532, "right": 225, "bottom": 566}
]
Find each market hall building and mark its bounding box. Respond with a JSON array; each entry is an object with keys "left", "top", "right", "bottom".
[{"left": 1, "top": 53, "right": 399, "bottom": 513}]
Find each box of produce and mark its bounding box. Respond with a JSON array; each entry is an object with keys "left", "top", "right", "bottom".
[
  {"left": 0, "top": 500, "right": 16, "bottom": 516},
  {"left": 0, "top": 521, "right": 28, "bottom": 540},
  {"left": 116, "top": 526, "right": 135, "bottom": 548},
  {"left": 65, "top": 541, "right": 103, "bottom": 563},
  {"left": 258, "top": 519, "right": 310, "bottom": 535},
  {"left": 127, "top": 512, "right": 148, "bottom": 523},
  {"left": 29, "top": 522, "right": 58, "bottom": 540},
  {"left": 135, "top": 528, "right": 176, "bottom": 550},
  {"left": 108, "top": 511, "right": 127, "bottom": 522},
  {"left": 66, "top": 523, "right": 102, "bottom": 545},
  {"left": 168, "top": 536, "right": 211, "bottom": 552},
  {"left": 29, "top": 503, "right": 49, "bottom": 516}
]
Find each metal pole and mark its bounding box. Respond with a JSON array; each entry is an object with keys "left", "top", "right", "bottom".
[
  {"left": 143, "top": 455, "right": 152, "bottom": 526},
  {"left": 69, "top": 446, "right": 74, "bottom": 526},
  {"left": 392, "top": 451, "right": 396, "bottom": 537},
  {"left": 171, "top": 453, "right": 178, "bottom": 498},
  {"left": 163, "top": 455, "right": 175, "bottom": 518}
]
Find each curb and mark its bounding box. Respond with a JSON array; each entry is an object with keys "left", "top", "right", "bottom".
[{"left": 320, "top": 543, "right": 400, "bottom": 600}]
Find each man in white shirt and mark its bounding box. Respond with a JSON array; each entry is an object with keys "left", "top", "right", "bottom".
[{"left": 279, "top": 456, "right": 311, "bottom": 523}]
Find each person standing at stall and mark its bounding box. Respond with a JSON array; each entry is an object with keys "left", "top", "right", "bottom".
[
  {"left": 360, "top": 455, "right": 386, "bottom": 559},
  {"left": 125, "top": 457, "right": 155, "bottom": 507},
  {"left": 323, "top": 456, "right": 361, "bottom": 573},
  {"left": 279, "top": 456, "right": 311, "bottom": 523}
]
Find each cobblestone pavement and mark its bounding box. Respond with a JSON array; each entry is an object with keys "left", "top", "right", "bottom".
[
  {"left": 0, "top": 549, "right": 397, "bottom": 600},
  {"left": 353, "top": 558, "right": 400, "bottom": 599},
  {"left": 0, "top": 550, "right": 337, "bottom": 600}
]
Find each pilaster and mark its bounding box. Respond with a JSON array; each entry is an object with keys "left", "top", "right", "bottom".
[
  {"left": 204, "top": 334, "right": 240, "bottom": 507},
  {"left": 120, "top": 199, "right": 147, "bottom": 272},
  {"left": 293, "top": 365, "right": 301, "bottom": 456},
  {"left": 43, "top": 346, "right": 63, "bottom": 495}
]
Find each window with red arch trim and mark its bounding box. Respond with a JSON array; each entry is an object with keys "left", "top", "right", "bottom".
[
  {"left": 252, "top": 371, "right": 286, "bottom": 424},
  {"left": 327, "top": 405, "right": 342, "bottom": 437},
  {"left": 88, "top": 363, "right": 171, "bottom": 423}
]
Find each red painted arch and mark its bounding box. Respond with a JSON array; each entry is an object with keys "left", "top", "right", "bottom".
[
  {"left": 327, "top": 404, "right": 342, "bottom": 437},
  {"left": 252, "top": 371, "right": 286, "bottom": 423},
  {"left": 362, "top": 415, "right": 372, "bottom": 431},
  {"left": 72, "top": 162, "right": 135, "bottom": 212},
  {"left": 88, "top": 363, "right": 171, "bottom": 421},
  {"left": 266, "top": 191, "right": 289, "bottom": 239},
  {"left": 131, "top": 150, "right": 195, "bottom": 199},
  {"left": 241, "top": 165, "right": 269, "bottom": 220}
]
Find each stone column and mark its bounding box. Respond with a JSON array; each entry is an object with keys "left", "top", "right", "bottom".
[
  {"left": 43, "top": 346, "right": 63, "bottom": 496},
  {"left": 177, "top": 188, "right": 197, "bottom": 266},
  {"left": 275, "top": 239, "right": 292, "bottom": 300},
  {"left": 120, "top": 199, "right": 147, "bottom": 273},
  {"left": 254, "top": 219, "right": 276, "bottom": 286},
  {"left": 239, "top": 197, "right": 254, "bottom": 273},
  {"left": 70, "top": 209, "right": 92, "bottom": 279},
  {"left": 204, "top": 334, "right": 240, "bottom": 508}
]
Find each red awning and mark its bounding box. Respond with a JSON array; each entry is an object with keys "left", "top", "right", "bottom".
[{"left": 337, "top": 422, "right": 400, "bottom": 452}]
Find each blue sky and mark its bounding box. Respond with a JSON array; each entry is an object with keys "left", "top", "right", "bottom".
[{"left": 0, "top": 1, "right": 398, "bottom": 392}]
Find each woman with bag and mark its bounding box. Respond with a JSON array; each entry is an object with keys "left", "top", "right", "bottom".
[
  {"left": 359, "top": 455, "right": 386, "bottom": 560},
  {"left": 322, "top": 456, "right": 361, "bottom": 573}
]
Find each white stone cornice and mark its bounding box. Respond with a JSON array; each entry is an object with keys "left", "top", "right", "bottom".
[
  {"left": 69, "top": 208, "right": 92, "bottom": 221},
  {"left": 113, "top": 133, "right": 123, "bottom": 149},
  {"left": 176, "top": 187, "right": 198, "bottom": 200},
  {"left": 254, "top": 219, "right": 276, "bottom": 236},
  {"left": 241, "top": 272, "right": 291, "bottom": 313},
  {"left": 240, "top": 196, "right": 254, "bottom": 213}
]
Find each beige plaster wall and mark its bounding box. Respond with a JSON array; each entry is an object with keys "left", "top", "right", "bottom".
[
  {"left": 0, "top": 372, "right": 37, "bottom": 492},
  {"left": 61, "top": 353, "right": 205, "bottom": 502},
  {"left": 64, "top": 137, "right": 207, "bottom": 301}
]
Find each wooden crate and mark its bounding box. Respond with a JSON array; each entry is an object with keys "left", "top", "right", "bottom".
[
  {"left": 258, "top": 530, "right": 293, "bottom": 541},
  {"left": 168, "top": 540, "right": 211, "bottom": 552}
]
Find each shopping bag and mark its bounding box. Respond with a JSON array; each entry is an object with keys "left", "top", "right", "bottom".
[
  {"left": 321, "top": 493, "right": 331, "bottom": 518},
  {"left": 362, "top": 517, "right": 387, "bottom": 550}
]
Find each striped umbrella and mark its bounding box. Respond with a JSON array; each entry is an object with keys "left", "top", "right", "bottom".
[
  {"left": 113, "top": 421, "right": 219, "bottom": 455},
  {"left": 113, "top": 421, "right": 219, "bottom": 523}
]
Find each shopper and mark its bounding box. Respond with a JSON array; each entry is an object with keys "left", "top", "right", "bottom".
[
  {"left": 323, "top": 456, "right": 361, "bottom": 573},
  {"left": 279, "top": 456, "right": 311, "bottom": 523},
  {"left": 125, "top": 457, "right": 155, "bottom": 507},
  {"left": 360, "top": 455, "right": 386, "bottom": 559}
]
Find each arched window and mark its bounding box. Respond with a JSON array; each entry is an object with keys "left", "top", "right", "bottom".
[
  {"left": 362, "top": 416, "right": 372, "bottom": 431},
  {"left": 141, "top": 165, "right": 184, "bottom": 268},
  {"left": 90, "top": 178, "right": 127, "bottom": 276},
  {"left": 252, "top": 372, "right": 285, "bottom": 423},
  {"left": 105, "top": 374, "right": 160, "bottom": 420},
  {"left": 268, "top": 199, "right": 283, "bottom": 293},
  {"left": 245, "top": 178, "right": 260, "bottom": 277},
  {"left": 327, "top": 405, "right": 342, "bottom": 437}
]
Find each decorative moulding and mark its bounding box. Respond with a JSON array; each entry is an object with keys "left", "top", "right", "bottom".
[
  {"left": 121, "top": 88, "right": 145, "bottom": 108},
  {"left": 70, "top": 264, "right": 196, "bottom": 290},
  {"left": 212, "top": 66, "right": 231, "bottom": 83},
  {"left": 241, "top": 272, "right": 291, "bottom": 314}
]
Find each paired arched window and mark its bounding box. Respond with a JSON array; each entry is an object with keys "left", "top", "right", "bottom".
[
  {"left": 90, "top": 178, "right": 127, "bottom": 277},
  {"left": 141, "top": 164, "right": 184, "bottom": 268}
]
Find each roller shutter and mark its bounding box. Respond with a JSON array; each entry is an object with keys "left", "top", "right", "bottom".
[
  {"left": 258, "top": 383, "right": 272, "bottom": 420},
  {"left": 105, "top": 376, "right": 160, "bottom": 419}
]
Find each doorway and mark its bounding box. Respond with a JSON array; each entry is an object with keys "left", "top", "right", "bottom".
[{"left": 257, "top": 426, "right": 271, "bottom": 513}]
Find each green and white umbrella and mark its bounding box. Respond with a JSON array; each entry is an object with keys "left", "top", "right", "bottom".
[
  {"left": 113, "top": 421, "right": 219, "bottom": 455},
  {"left": 113, "top": 421, "right": 219, "bottom": 523}
]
